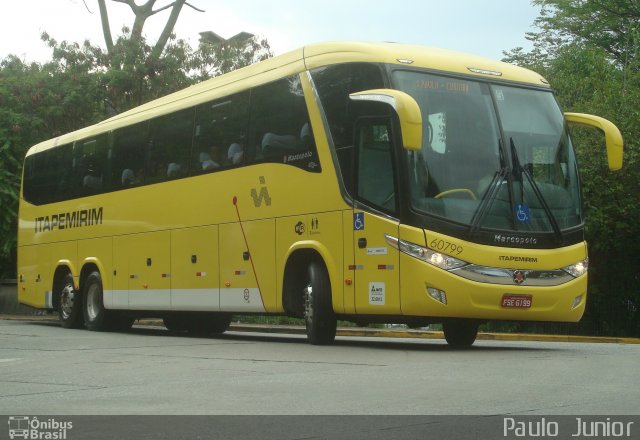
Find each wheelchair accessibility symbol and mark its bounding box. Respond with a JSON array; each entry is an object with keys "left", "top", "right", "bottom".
[
  {"left": 515, "top": 204, "right": 531, "bottom": 224},
  {"left": 353, "top": 212, "right": 365, "bottom": 230}
]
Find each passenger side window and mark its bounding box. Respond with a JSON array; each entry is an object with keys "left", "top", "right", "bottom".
[
  {"left": 193, "top": 92, "right": 249, "bottom": 174},
  {"left": 248, "top": 76, "right": 320, "bottom": 172},
  {"left": 75, "top": 134, "right": 110, "bottom": 197},
  {"left": 148, "top": 109, "right": 195, "bottom": 182},
  {"left": 112, "top": 122, "right": 149, "bottom": 189},
  {"left": 23, "top": 143, "right": 74, "bottom": 205}
]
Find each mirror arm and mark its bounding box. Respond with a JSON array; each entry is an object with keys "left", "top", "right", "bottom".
[
  {"left": 565, "top": 112, "right": 623, "bottom": 171},
  {"left": 349, "top": 89, "right": 422, "bottom": 151}
]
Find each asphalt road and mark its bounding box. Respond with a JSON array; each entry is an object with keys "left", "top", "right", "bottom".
[{"left": 1, "top": 318, "right": 639, "bottom": 416}]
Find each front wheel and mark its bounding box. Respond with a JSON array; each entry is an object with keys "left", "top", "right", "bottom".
[
  {"left": 304, "top": 260, "right": 337, "bottom": 345},
  {"left": 443, "top": 319, "right": 479, "bottom": 347}
]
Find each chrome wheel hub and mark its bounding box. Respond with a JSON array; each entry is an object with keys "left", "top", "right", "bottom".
[
  {"left": 303, "top": 285, "right": 313, "bottom": 322},
  {"left": 60, "top": 284, "right": 75, "bottom": 319}
]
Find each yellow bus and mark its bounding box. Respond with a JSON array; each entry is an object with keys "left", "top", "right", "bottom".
[{"left": 18, "top": 42, "right": 623, "bottom": 346}]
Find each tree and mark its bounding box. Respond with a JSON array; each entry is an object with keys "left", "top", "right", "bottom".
[
  {"left": 97, "top": 0, "right": 205, "bottom": 61},
  {"left": 191, "top": 33, "right": 273, "bottom": 80},
  {"left": 0, "top": 1, "right": 272, "bottom": 279},
  {"left": 504, "top": 0, "right": 640, "bottom": 336},
  {"left": 531, "top": 0, "right": 639, "bottom": 68},
  {"left": 0, "top": 53, "right": 105, "bottom": 278}
]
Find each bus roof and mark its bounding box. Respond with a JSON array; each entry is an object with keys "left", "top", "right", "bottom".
[{"left": 26, "top": 41, "right": 549, "bottom": 156}]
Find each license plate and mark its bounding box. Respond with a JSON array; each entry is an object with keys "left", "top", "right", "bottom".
[{"left": 501, "top": 294, "right": 532, "bottom": 308}]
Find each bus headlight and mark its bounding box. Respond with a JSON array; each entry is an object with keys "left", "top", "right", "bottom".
[
  {"left": 385, "top": 235, "right": 468, "bottom": 271},
  {"left": 562, "top": 258, "right": 589, "bottom": 278}
]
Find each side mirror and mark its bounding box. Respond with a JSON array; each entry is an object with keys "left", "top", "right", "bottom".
[
  {"left": 564, "top": 112, "right": 624, "bottom": 171},
  {"left": 349, "top": 89, "right": 422, "bottom": 151}
]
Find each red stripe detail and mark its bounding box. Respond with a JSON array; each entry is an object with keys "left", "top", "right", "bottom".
[{"left": 233, "top": 197, "right": 264, "bottom": 305}]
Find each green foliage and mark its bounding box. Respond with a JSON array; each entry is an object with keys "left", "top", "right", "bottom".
[
  {"left": 0, "top": 54, "right": 104, "bottom": 278},
  {"left": 531, "top": 0, "right": 639, "bottom": 68},
  {"left": 505, "top": 0, "right": 640, "bottom": 336}
]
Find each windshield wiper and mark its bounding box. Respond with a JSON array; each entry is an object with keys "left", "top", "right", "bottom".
[
  {"left": 469, "top": 140, "right": 510, "bottom": 236},
  {"left": 509, "top": 138, "right": 563, "bottom": 242}
]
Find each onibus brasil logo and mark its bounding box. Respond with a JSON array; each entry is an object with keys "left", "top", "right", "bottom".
[{"left": 7, "top": 416, "right": 73, "bottom": 439}]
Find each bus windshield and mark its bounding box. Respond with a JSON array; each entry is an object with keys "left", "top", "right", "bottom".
[{"left": 393, "top": 70, "right": 582, "bottom": 234}]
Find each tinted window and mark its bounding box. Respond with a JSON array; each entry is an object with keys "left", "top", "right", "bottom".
[
  {"left": 311, "top": 63, "right": 385, "bottom": 191},
  {"left": 248, "top": 76, "right": 320, "bottom": 172},
  {"left": 112, "top": 122, "right": 149, "bottom": 188},
  {"left": 75, "top": 134, "right": 110, "bottom": 197},
  {"left": 23, "top": 143, "right": 73, "bottom": 205},
  {"left": 148, "top": 109, "right": 195, "bottom": 182},
  {"left": 193, "top": 92, "right": 249, "bottom": 174}
]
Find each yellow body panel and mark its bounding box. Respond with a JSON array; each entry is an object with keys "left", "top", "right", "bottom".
[
  {"left": 353, "top": 213, "right": 400, "bottom": 314},
  {"left": 170, "top": 226, "right": 218, "bottom": 290}
]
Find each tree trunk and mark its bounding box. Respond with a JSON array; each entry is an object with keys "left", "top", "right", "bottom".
[
  {"left": 151, "top": 0, "right": 187, "bottom": 59},
  {"left": 98, "top": 0, "right": 114, "bottom": 54}
]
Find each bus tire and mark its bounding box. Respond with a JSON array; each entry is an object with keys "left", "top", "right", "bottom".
[
  {"left": 82, "top": 271, "right": 112, "bottom": 332},
  {"left": 58, "top": 273, "right": 84, "bottom": 329},
  {"left": 303, "top": 259, "right": 337, "bottom": 345},
  {"left": 443, "top": 319, "right": 479, "bottom": 347}
]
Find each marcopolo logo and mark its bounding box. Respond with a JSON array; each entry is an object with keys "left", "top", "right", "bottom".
[{"left": 7, "top": 416, "right": 73, "bottom": 439}]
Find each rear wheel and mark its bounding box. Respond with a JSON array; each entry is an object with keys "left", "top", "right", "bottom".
[
  {"left": 83, "top": 270, "right": 128, "bottom": 331},
  {"left": 443, "top": 319, "right": 479, "bottom": 347},
  {"left": 58, "top": 273, "right": 84, "bottom": 329},
  {"left": 303, "top": 260, "right": 337, "bottom": 345}
]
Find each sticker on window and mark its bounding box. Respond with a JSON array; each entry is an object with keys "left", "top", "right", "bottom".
[{"left": 515, "top": 204, "right": 531, "bottom": 224}]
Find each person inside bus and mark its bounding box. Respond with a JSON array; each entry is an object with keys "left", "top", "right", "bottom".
[
  {"left": 201, "top": 145, "right": 223, "bottom": 171},
  {"left": 121, "top": 167, "right": 144, "bottom": 187},
  {"left": 167, "top": 162, "right": 183, "bottom": 178},
  {"left": 83, "top": 160, "right": 103, "bottom": 191},
  {"left": 227, "top": 142, "right": 244, "bottom": 165}
]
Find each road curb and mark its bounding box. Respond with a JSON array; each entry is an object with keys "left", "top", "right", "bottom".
[{"left": 3, "top": 314, "right": 639, "bottom": 344}]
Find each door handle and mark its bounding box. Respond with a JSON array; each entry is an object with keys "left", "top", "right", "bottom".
[{"left": 358, "top": 238, "right": 367, "bottom": 249}]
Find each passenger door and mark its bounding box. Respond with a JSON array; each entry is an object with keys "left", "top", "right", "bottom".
[{"left": 352, "top": 118, "right": 401, "bottom": 315}]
